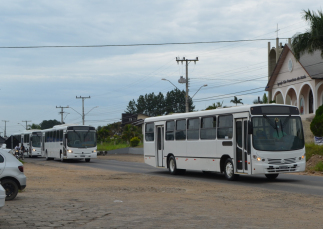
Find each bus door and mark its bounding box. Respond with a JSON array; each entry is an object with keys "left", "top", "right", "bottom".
[
  {"left": 63, "top": 133, "right": 67, "bottom": 156},
  {"left": 235, "top": 118, "right": 250, "bottom": 174},
  {"left": 156, "top": 125, "right": 164, "bottom": 167}
]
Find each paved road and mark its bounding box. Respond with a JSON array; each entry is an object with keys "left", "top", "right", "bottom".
[{"left": 25, "top": 157, "right": 323, "bottom": 197}]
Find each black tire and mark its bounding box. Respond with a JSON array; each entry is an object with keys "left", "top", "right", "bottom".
[
  {"left": 168, "top": 156, "right": 178, "bottom": 175},
  {"left": 265, "top": 174, "right": 279, "bottom": 180},
  {"left": 85, "top": 158, "right": 91, "bottom": 162},
  {"left": 1, "top": 179, "right": 19, "bottom": 201},
  {"left": 224, "top": 158, "right": 238, "bottom": 181}
]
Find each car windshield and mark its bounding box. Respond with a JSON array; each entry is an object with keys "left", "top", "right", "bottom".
[
  {"left": 67, "top": 131, "right": 96, "bottom": 148},
  {"left": 252, "top": 116, "right": 304, "bottom": 151},
  {"left": 31, "top": 136, "right": 41, "bottom": 147}
]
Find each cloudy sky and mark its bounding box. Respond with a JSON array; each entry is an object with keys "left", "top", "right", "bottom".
[{"left": 0, "top": 0, "right": 321, "bottom": 135}]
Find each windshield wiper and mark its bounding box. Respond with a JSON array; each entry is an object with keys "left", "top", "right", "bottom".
[{"left": 263, "top": 115, "right": 279, "bottom": 136}]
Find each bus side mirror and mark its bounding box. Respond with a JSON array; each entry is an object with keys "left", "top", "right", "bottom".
[{"left": 248, "top": 121, "right": 253, "bottom": 135}]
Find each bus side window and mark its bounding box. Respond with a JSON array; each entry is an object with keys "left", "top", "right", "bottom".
[
  {"left": 166, "top": 121, "right": 175, "bottom": 141},
  {"left": 176, "top": 119, "right": 186, "bottom": 140},
  {"left": 201, "top": 116, "right": 216, "bottom": 139},
  {"left": 187, "top": 118, "right": 199, "bottom": 140},
  {"left": 217, "top": 115, "right": 233, "bottom": 139},
  {"left": 145, "top": 123, "right": 154, "bottom": 141}
]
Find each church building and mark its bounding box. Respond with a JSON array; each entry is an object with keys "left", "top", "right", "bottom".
[{"left": 266, "top": 38, "right": 323, "bottom": 119}]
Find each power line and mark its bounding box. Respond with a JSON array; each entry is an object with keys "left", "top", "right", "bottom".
[{"left": 0, "top": 38, "right": 290, "bottom": 49}]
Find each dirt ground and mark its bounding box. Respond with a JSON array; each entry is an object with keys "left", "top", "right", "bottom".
[{"left": 1, "top": 155, "right": 323, "bottom": 228}]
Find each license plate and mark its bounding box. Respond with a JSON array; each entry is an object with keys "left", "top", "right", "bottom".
[
  {"left": 279, "top": 166, "right": 288, "bottom": 169},
  {"left": 80, "top": 155, "right": 85, "bottom": 157}
]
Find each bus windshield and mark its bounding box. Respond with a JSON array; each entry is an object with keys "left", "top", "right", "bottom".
[
  {"left": 31, "top": 136, "right": 41, "bottom": 147},
  {"left": 67, "top": 131, "right": 96, "bottom": 148},
  {"left": 252, "top": 116, "right": 304, "bottom": 151}
]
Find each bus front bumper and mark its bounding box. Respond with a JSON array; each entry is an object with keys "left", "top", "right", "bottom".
[
  {"left": 252, "top": 160, "right": 306, "bottom": 174},
  {"left": 64, "top": 153, "right": 97, "bottom": 159}
]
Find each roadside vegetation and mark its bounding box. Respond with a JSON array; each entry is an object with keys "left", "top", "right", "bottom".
[
  {"left": 97, "top": 122, "right": 143, "bottom": 151},
  {"left": 305, "top": 143, "right": 323, "bottom": 161}
]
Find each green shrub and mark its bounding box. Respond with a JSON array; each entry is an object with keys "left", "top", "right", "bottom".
[
  {"left": 314, "top": 161, "right": 323, "bottom": 171},
  {"left": 310, "top": 104, "right": 323, "bottom": 137},
  {"left": 130, "top": 137, "right": 140, "bottom": 147},
  {"left": 310, "top": 114, "right": 323, "bottom": 136}
]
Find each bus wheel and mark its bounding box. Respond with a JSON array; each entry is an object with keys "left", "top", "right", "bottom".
[
  {"left": 265, "top": 174, "right": 279, "bottom": 180},
  {"left": 168, "top": 156, "right": 178, "bottom": 175},
  {"left": 85, "top": 158, "right": 91, "bottom": 162},
  {"left": 224, "top": 158, "right": 237, "bottom": 181},
  {"left": 45, "top": 150, "right": 50, "bottom": 161}
]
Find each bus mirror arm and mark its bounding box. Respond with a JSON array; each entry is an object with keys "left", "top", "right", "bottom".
[{"left": 248, "top": 121, "right": 253, "bottom": 135}]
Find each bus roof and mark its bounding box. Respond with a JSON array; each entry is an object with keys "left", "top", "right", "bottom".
[{"left": 144, "top": 104, "right": 299, "bottom": 123}]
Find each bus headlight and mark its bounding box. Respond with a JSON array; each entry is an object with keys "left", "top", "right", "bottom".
[
  {"left": 93, "top": 150, "right": 96, "bottom": 153},
  {"left": 67, "top": 150, "right": 73, "bottom": 153},
  {"left": 32, "top": 149, "right": 36, "bottom": 152}
]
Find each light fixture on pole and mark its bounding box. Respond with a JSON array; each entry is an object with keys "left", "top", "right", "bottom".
[
  {"left": 191, "top": 84, "right": 208, "bottom": 99},
  {"left": 161, "top": 78, "right": 179, "bottom": 90}
]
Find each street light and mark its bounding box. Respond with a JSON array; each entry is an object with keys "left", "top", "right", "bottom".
[
  {"left": 17, "top": 123, "right": 26, "bottom": 130},
  {"left": 191, "top": 84, "right": 208, "bottom": 99},
  {"left": 161, "top": 78, "right": 179, "bottom": 90}
]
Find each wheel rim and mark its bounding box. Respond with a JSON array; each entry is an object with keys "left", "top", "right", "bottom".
[
  {"left": 170, "top": 159, "right": 175, "bottom": 172},
  {"left": 225, "top": 162, "right": 234, "bottom": 178},
  {"left": 3, "top": 184, "right": 14, "bottom": 197}
]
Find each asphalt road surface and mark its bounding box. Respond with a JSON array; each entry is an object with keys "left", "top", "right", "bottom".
[{"left": 26, "top": 157, "right": 323, "bottom": 197}]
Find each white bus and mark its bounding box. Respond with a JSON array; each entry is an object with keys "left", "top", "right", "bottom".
[
  {"left": 144, "top": 104, "right": 306, "bottom": 180},
  {"left": 41, "top": 124, "right": 97, "bottom": 162},
  {"left": 12, "top": 130, "right": 42, "bottom": 157}
]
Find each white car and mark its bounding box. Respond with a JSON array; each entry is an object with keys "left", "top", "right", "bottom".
[
  {"left": 0, "top": 149, "right": 27, "bottom": 200},
  {"left": 0, "top": 184, "right": 5, "bottom": 208}
]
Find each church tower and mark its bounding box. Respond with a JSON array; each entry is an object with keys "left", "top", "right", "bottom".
[{"left": 268, "top": 38, "right": 283, "bottom": 101}]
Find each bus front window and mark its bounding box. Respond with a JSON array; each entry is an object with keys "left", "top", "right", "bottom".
[
  {"left": 67, "top": 131, "right": 97, "bottom": 148},
  {"left": 31, "top": 136, "right": 41, "bottom": 147},
  {"left": 252, "top": 116, "right": 304, "bottom": 151}
]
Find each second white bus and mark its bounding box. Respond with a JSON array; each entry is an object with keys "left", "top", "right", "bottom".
[
  {"left": 144, "top": 104, "right": 306, "bottom": 180},
  {"left": 41, "top": 124, "right": 97, "bottom": 162}
]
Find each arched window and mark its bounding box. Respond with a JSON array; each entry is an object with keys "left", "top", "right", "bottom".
[{"left": 300, "top": 96, "right": 304, "bottom": 115}]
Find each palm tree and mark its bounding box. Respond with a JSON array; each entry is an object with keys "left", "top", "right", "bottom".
[
  {"left": 205, "top": 101, "right": 223, "bottom": 110},
  {"left": 230, "top": 96, "right": 243, "bottom": 106},
  {"left": 292, "top": 9, "right": 323, "bottom": 61}
]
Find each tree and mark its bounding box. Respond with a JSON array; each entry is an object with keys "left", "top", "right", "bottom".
[
  {"left": 122, "top": 124, "right": 142, "bottom": 143},
  {"left": 205, "top": 101, "right": 223, "bottom": 110},
  {"left": 292, "top": 9, "right": 323, "bottom": 61},
  {"left": 40, "top": 120, "right": 62, "bottom": 130},
  {"left": 262, "top": 93, "right": 268, "bottom": 104},
  {"left": 97, "top": 122, "right": 122, "bottom": 142},
  {"left": 27, "top": 123, "right": 41, "bottom": 130},
  {"left": 125, "top": 88, "right": 194, "bottom": 116},
  {"left": 230, "top": 96, "right": 243, "bottom": 106},
  {"left": 164, "top": 88, "right": 194, "bottom": 114}
]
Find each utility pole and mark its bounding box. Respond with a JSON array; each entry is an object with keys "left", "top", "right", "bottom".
[
  {"left": 56, "top": 106, "right": 69, "bottom": 123},
  {"left": 76, "top": 96, "right": 90, "bottom": 125},
  {"left": 2, "top": 120, "right": 9, "bottom": 137},
  {"left": 176, "top": 57, "right": 199, "bottom": 112},
  {"left": 22, "top": 120, "right": 32, "bottom": 130}
]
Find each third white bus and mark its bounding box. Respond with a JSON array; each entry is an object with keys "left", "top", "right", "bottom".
[{"left": 144, "top": 104, "right": 306, "bottom": 180}]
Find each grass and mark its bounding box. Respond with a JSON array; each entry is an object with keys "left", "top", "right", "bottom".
[
  {"left": 313, "top": 161, "right": 323, "bottom": 171},
  {"left": 97, "top": 141, "right": 143, "bottom": 151},
  {"left": 305, "top": 143, "right": 323, "bottom": 161},
  {"left": 97, "top": 142, "right": 129, "bottom": 151}
]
